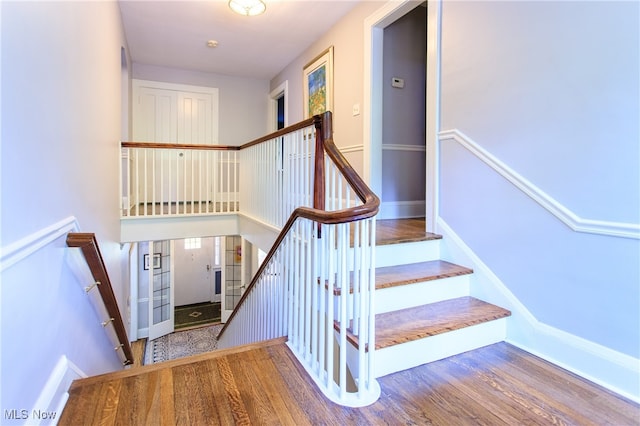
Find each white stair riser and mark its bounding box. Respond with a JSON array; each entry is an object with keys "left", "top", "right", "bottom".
[
  {"left": 374, "top": 318, "right": 508, "bottom": 378},
  {"left": 375, "top": 275, "right": 470, "bottom": 314},
  {"left": 376, "top": 240, "right": 440, "bottom": 268}
]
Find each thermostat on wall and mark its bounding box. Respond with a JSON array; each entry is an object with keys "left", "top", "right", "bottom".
[{"left": 391, "top": 77, "right": 405, "bottom": 88}]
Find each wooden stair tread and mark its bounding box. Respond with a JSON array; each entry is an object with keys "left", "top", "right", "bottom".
[
  {"left": 339, "top": 297, "right": 510, "bottom": 351},
  {"left": 375, "top": 297, "right": 511, "bottom": 350},
  {"left": 376, "top": 218, "right": 441, "bottom": 246},
  {"left": 328, "top": 260, "right": 472, "bottom": 295},
  {"left": 375, "top": 260, "right": 473, "bottom": 290}
]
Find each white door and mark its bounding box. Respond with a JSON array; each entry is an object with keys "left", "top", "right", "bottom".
[
  {"left": 133, "top": 86, "right": 178, "bottom": 203},
  {"left": 148, "top": 240, "right": 175, "bottom": 340},
  {"left": 174, "top": 237, "right": 215, "bottom": 306},
  {"left": 133, "top": 79, "right": 219, "bottom": 144},
  {"left": 221, "top": 235, "right": 243, "bottom": 322},
  {"left": 132, "top": 80, "right": 219, "bottom": 203}
]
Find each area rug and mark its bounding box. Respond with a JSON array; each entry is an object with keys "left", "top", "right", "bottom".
[
  {"left": 175, "top": 302, "right": 221, "bottom": 330},
  {"left": 144, "top": 323, "right": 224, "bottom": 365}
]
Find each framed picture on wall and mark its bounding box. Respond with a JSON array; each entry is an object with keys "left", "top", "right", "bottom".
[
  {"left": 144, "top": 253, "right": 161, "bottom": 270},
  {"left": 303, "top": 46, "right": 334, "bottom": 118}
]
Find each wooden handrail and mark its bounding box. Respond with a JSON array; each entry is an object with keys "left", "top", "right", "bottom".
[
  {"left": 218, "top": 111, "right": 380, "bottom": 339},
  {"left": 121, "top": 141, "right": 239, "bottom": 150},
  {"left": 66, "top": 233, "right": 134, "bottom": 366},
  {"left": 239, "top": 117, "right": 316, "bottom": 149},
  {"left": 121, "top": 117, "right": 317, "bottom": 151}
]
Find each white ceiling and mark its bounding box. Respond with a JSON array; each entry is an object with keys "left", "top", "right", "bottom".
[{"left": 119, "top": 0, "right": 362, "bottom": 80}]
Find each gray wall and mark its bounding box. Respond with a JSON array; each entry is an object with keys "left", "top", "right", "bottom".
[{"left": 439, "top": 1, "right": 639, "bottom": 357}]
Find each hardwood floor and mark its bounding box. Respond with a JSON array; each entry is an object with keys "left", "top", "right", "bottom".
[
  {"left": 60, "top": 339, "right": 639, "bottom": 425},
  {"left": 375, "top": 217, "right": 440, "bottom": 245},
  {"left": 130, "top": 339, "right": 146, "bottom": 368}
]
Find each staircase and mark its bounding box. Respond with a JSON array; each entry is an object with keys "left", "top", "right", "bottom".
[{"left": 348, "top": 218, "right": 511, "bottom": 378}]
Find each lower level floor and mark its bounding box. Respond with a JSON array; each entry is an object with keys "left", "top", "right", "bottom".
[{"left": 61, "top": 339, "right": 639, "bottom": 425}]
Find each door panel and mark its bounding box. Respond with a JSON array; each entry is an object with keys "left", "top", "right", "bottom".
[
  {"left": 174, "top": 237, "right": 214, "bottom": 306},
  {"left": 221, "top": 235, "right": 243, "bottom": 322},
  {"left": 148, "top": 240, "right": 174, "bottom": 340},
  {"left": 132, "top": 80, "right": 219, "bottom": 204}
]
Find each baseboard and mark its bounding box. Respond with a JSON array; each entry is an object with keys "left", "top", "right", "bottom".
[
  {"left": 437, "top": 217, "right": 640, "bottom": 403},
  {"left": 30, "top": 356, "right": 87, "bottom": 425},
  {"left": 507, "top": 324, "right": 640, "bottom": 404},
  {"left": 378, "top": 201, "right": 425, "bottom": 220}
]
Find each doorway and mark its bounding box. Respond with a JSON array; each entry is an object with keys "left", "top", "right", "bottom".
[
  {"left": 380, "top": 5, "right": 427, "bottom": 220},
  {"left": 132, "top": 237, "right": 223, "bottom": 339},
  {"left": 132, "top": 235, "right": 261, "bottom": 339},
  {"left": 173, "top": 237, "right": 222, "bottom": 329},
  {"left": 270, "top": 81, "right": 289, "bottom": 131},
  {"left": 364, "top": 1, "right": 440, "bottom": 231}
]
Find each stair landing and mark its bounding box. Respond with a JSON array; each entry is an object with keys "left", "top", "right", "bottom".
[{"left": 376, "top": 218, "right": 441, "bottom": 245}]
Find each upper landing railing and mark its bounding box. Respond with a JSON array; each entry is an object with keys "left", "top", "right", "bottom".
[
  {"left": 120, "top": 112, "right": 381, "bottom": 407},
  {"left": 120, "top": 142, "right": 239, "bottom": 217}
]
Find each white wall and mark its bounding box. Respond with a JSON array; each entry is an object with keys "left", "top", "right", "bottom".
[
  {"left": 439, "top": 1, "right": 639, "bottom": 358},
  {"left": 1, "top": 0, "right": 130, "bottom": 414},
  {"left": 132, "top": 64, "right": 270, "bottom": 146}
]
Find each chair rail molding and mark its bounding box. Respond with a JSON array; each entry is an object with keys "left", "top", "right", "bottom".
[
  {"left": 439, "top": 129, "right": 640, "bottom": 239},
  {"left": 339, "top": 144, "right": 364, "bottom": 154},
  {"left": 381, "top": 144, "right": 426, "bottom": 152},
  {"left": 0, "top": 216, "right": 81, "bottom": 271}
]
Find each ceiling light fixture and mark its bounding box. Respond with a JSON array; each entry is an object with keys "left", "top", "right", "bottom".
[{"left": 228, "top": 0, "right": 266, "bottom": 16}]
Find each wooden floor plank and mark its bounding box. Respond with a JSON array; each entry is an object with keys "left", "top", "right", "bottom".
[
  {"left": 95, "top": 380, "right": 120, "bottom": 426},
  {"left": 202, "top": 359, "right": 237, "bottom": 425},
  {"left": 173, "top": 361, "right": 222, "bottom": 425},
  {"left": 215, "top": 357, "right": 251, "bottom": 425},
  {"left": 130, "top": 338, "right": 146, "bottom": 368},
  {"left": 242, "top": 348, "right": 310, "bottom": 425}
]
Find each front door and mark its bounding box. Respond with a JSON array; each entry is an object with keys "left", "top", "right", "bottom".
[{"left": 174, "top": 237, "right": 215, "bottom": 306}]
